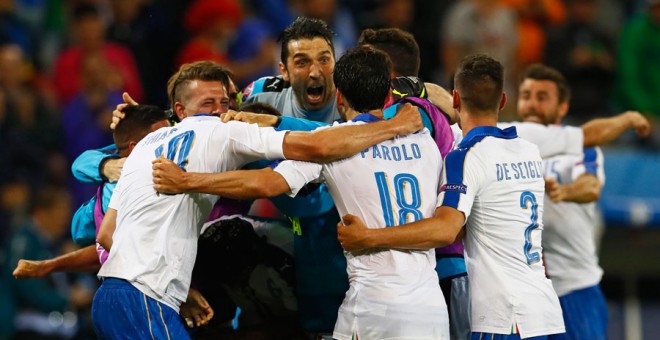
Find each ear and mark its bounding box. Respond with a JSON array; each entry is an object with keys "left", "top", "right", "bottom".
[
  {"left": 452, "top": 90, "right": 460, "bottom": 110},
  {"left": 174, "top": 102, "right": 186, "bottom": 120},
  {"left": 279, "top": 61, "right": 289, "bottom": 82},
  {"left": 557, "top": 100, "right": 569, "bottom": 122},
  {"left": 384, "top": 88, "right": 393, "bottom": 108},
  {"left": 499, "top": 92, "right": 507, "bottom": 111},
  {"left": 336, "top": 90, "right": 345, "bottom": 109},
  {"left": 127, "top": 141, "right": 138, "bottom": 155}
]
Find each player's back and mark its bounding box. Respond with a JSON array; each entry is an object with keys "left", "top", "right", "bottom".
[
  {"left": 445, "top": 126, "right": 564, "bottom": 337},
  {"left": 541, "top": 148, "right": 604, "bottom": 296},
  {"left": 98, "top": 115, "right": 286, "bottom": 310},
  {"left": 321, "top": 119, "right": 447, "bottom": 339}
]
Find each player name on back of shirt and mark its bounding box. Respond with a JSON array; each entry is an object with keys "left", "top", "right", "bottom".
[
  {"left": 496, "top": 160, "right": 544, "bottom": 181},
  {"left": 360, "top": 143, "right": 422, "bottom": 162}
]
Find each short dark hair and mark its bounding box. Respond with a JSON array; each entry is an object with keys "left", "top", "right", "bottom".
[
  {"left": 239, "top": 102, "right": 282, "bottom": 117},
  {"left": 113, "top": 105, "right": 168, "bottom": 156},
  {"left": 454, "top": 54, "right": 504, "bottom": 113},
  {"left": 520, "top": 64, "right": 571, "bottom": 104},
  {"left": 167, "top": 61, "right": 231, "bottom": 108},
  {"left": 72, "top": 3, "right": 100, "bottom": 22},
  {"left": 278, "top": 16, "right": 335, "bottom": 65},
  {"left": 358, "top": 28, "right": 420, "bottom": 77},
  {"left": 334, "top": 46, "right": 392, "bottom": 113}
]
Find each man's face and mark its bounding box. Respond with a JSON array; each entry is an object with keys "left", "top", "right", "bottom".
[
  {"left": 227, "top": 79, "right": 240, "bottom": 111},
  {"left": 280, "top": 37, "right": 336, "bottom": 111},
  {"left": 517, "top": 79, "right": 567, "bottom": 125},
  {"left": 181, "top": 80, "right": 230, "bottom": 117}
]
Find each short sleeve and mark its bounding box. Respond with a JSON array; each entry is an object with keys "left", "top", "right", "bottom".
[
  {"left": 437, "top": 148, "right": 482, "bottom": 222},
  {"left": 108, "top": 180, "right": 123, "bottom": 210},
  {"left": 225, "top": 121, "right": 287, "bottom": 160},
  {"left": 505, "top": 122, "right": 583, "bottom": 158},
  {"left": 572, "top": 147, "right": 605, "bottom": 185},
  {"left": 273, "top": 160, "right": 323, "bottom": 197}
]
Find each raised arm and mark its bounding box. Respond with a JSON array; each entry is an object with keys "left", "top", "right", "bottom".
[
  {"left": 152, "top": 158, "right": 291, "bottom": 198},
  {"left": 283, "top": 103, "right": 423, "bottom": 162},
  {"left": 581, "top": 111, "right": 651, "bottom": 147},
  {"left": 71, "top": 145, "right": 121, "bottom": 183},
  {"left": 425, "top": 82, "right": 458, "bottom": 124},
  {"left": 337, "top": 206, "right": 465, "bottom": 251}
]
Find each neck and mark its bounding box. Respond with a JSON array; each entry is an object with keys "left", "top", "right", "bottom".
[
  {"left": 345, "top": 108, "right": 383, "bottom": 121},
  {"left": 460, "top": 110, "right": 498, "bottom": 136}
]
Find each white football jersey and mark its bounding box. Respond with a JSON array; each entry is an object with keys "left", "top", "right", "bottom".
[
  {"left": 99, "top": 115, "right": 286, "bottom": 311},
  {"left": 275, "top": 116, "right": 449, "bottom": 340},
  {"left": 542, "top": 147, "right": 605, "bottom": 296},
  {"left": 438, "top": 126, "right": 564, "bottom": 338}
]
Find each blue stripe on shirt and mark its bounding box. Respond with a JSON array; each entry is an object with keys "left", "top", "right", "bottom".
[{"left": 583, "top": 147, "right": 598, "bottom": 175}]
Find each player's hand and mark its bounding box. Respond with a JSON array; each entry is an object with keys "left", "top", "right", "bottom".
[
  {"left": 152, "top": 157, "right": 187, "bottom": 194},
  {"left": 110, "top": 92, "right": 138, "bottom": 130},
  {"left": 101, "top": 157, "right": 126, "bottom": 183},
  {"left": 625, "top": 111, "right": 651, "bottom": 137},
  {"left": 544, "top": 178, "right": 566, "bottom": 203},
  {"left": 221, "top": 110, "right": 279, "bottom": 127},
  {"left": 13, "top": 259, "right": 51, "bottom": 279},
  {"left": 337, "top": 214, "right": 372, "bottom": 252},
  {"left": 391, "top": 103, "right": 423, "bottom": 135},
  {"left": 180, "top": 288, "right": 214, "bottom": 328}
]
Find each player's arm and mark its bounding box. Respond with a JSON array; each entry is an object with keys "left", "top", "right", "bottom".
[
  {"left": 221, "top": 110, "right": 329, "bottom": 131},
  {"left": 97, "top": 208, "right": 117, "bottom": 251},
  {"left": 13, "top": 245, "right": 101, "bottom": 279},
  {"left": 283, "top": 103, "right": 422, "bottom": 163},
  {"left": 153, "top": 158, "right": 291, "bottom": 198},
  {"left": 424, "top": 82, "right": 458, "bottom": 124},
  {"left": 338, "top": 206, "right": 466, "bottom": 251},
  {"left": 581, "top": 110, "right": 650, "bottom": 147},
  {"left": 71, "top": 145, "right": 122, "bottom": 183},
  {"left": 545, "top": 173, "right": 601, "bottom": 204}
]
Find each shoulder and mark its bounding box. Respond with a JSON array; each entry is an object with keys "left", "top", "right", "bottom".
[{"left": 242, "top": 76, "right": 289, "bottom": 100}]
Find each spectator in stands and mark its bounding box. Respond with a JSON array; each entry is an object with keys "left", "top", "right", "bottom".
[
  {"left": 53, "top": 3, "right": 143, "bottom": 107},
  {"left": 544, "top": 0, "right": 616, "bottom": 123},
  {"left": 177, "top": 0, "right": 276, "bottom": 87},
  {"left": 617, "top": 0, "right": 660, "bottom": 137},
  {"left": 1, "top": 185, "right": 93, "bottom": 339}
]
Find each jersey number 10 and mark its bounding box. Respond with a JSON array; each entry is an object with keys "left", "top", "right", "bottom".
[{"left": 154, "top": 131, "right": 195, "bottom": 169}]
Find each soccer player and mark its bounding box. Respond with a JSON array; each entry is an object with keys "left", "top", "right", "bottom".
[
  {"left": 90, "top": 59, "right": 422, "bottom": 339},
  {"left": 11, "top": 105, "right": 169, "bottom": 279},
  {"left": 153, "top": 46, "right": 450, "bottom": 339},
  {"left": 518, "top": 64, "right": 607, "bottom": 340},
  {"left": 337, "top": 54, "right": 566, "bottom": 339}
]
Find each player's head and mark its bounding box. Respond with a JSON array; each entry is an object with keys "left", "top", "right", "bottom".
[
  {"left": 517, "top": 64, "right": 571, "bottom": 125},
  {"left": 357, "top": 28, "right": 420, "bottom": 77},
  {"left": 239, "top": 102, "right": 282, "bottom": 117},
  {"left": 196, "top": 217, "right": 262, "bottom": 278},
  {"left": 167, "top": 61, "right": 231, "bottom": 119},
  {"left": 278, "top": 16, "right": 337, "bottom": 111},
  {"left": 334, "top": 46, "right": 392, "bottom": 120},
  {"left": 113, "top": 105, "right": 169, "bottom": 157},
  {"left": 453, "top": 54, "right": 506, "bottom": 116}
]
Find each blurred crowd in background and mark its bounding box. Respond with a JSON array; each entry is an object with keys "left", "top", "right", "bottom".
[{"left": 0, "top": 0, "right": 658, "bottom": 339}]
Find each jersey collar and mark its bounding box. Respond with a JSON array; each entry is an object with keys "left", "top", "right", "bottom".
[
  {"left": 459, "top": 125, "right": 518, "bottom": 149},
  {"left": 352, "top": 113, "right": 381, "bottom": 123}
]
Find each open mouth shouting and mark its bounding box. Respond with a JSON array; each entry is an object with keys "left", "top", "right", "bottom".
[{"left": 306, "top": 85, "right": 325, "bottom": 105}]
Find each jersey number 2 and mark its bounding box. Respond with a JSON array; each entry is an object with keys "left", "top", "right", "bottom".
[
  {"left": 155, "top": 131, "right": 195, "bottom": 169},
  {"left": 375, "top": 172, "right": 423, "bottom": 227},
  {"left": 520, "top": 191, "right": 541, "bottom": 264}
]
